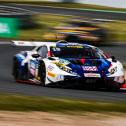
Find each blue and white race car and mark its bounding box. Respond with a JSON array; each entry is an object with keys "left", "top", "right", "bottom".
[{"left": 12, "top": 40, "right": 125, "bottom": 90}]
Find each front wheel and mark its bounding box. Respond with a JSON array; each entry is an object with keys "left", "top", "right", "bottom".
[{"left": 106, "top": 80, "right": 120, "bottom": 91}]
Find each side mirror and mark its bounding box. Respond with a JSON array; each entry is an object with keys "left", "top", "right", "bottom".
[
  {"left": 32, "top": 54, "right": 40, "bottom": 58},
  {"left": 111, "top": 56, "right": 117, "bottom": 62}
]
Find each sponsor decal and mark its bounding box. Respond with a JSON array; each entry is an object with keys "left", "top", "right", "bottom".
[
  {"left": 48, "top": 72, "right": 56, "bottom": 78},
  {"left": 53, "top": 59, "right": 70, "bottom": 67},
  {"left": 84, "top": 73, "right": 101, "bottom": 77},
  {"left": 110, "top": 67, "right": 117, "bottom": 74},
  {"left": 57, "top": 75, "right": 64, "bottom": 81},
  {"left": 52, "top": 59, "right": 70, "bottom": 66},
  {"left": 82, "top": 66, "right": 98, "bottom": 71},
  {"left": 59, "top": 59, "right": 70, "bottom": 65},
  {"left": 59, "top": 66, "right": 77, "bottom": 75},
  {"left": 54, "top": 61, "right": 65, "bottom": 67},
  {"left": 48, "top": 65, "right": 54, "bottom": 71},
  {"left": 0, "top": 18, "right": 19, "bottom": 38},
  {"left": 66, "top": 45, "right": 83, "bottom": 48}
]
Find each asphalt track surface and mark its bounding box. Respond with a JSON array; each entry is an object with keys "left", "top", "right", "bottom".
[
  {"left": 2, "top": 3, "right": 126, "bottom": 20},
  {"left": 0, "top": 42, "right": 126, "bottom": 102}
]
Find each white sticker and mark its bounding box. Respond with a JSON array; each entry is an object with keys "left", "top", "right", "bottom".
[
  {"left": 84, "top": 73, "right": 101, "bottom": 78},
  {"left": 48, "top": 65, "right": 54, "bottom": 71},
  {"left": 82, "top": 66, "right": 98, "bottom": 71}
]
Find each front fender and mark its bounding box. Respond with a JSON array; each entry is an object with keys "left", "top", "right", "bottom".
[
  {"left": 43, "top": 58, "right": 78, "bottom": 84},
  {"left": 108, "top": 61, "right": 124, "bottom": 77}
]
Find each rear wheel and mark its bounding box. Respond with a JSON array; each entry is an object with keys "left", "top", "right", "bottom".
[
  {"left": 12, "top": 58, "right": 29, "bottom": 81},
  {"left": 38, "top": 61, "right": 46, "bottom": 86},
  {"left": 12, "top": 58, "right": 22, "bottom": 80}
]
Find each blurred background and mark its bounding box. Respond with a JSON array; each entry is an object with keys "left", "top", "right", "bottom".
[{"left": 0, "top": 0, "right": 125, "bottom": 45}]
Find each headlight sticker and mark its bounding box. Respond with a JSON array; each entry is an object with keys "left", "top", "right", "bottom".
[{"left": 59, "top": 66, "right": 77, "bottom": 75}]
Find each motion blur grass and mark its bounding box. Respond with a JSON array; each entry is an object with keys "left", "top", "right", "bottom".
[
  {"left": 0, "top": 1, "right": 126, "bottom": 42},
  {"left": 0, "top": 93, "right": 126, "bottom": 114},
  {"left": 101, "top": 20, "right": 126, "bottom": 42},
  {"left": 1, "top": 0, "right": 126, "bottom": 12},
  {"left": 123, "top": 64, "right": 126, "bottom": 68},
  {"left": 19, "top": 14, "right": 126, "bottom": 42},
  {"left": 19, "top": 14, "right": 71, "bottom": 41}
]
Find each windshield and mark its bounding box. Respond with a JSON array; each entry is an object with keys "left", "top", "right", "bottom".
[{"left": 50, "top": 46, "right": 108, "bottom": 59}]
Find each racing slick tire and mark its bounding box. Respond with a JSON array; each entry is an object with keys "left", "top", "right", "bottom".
[
  {"left": 12, "top": 58, "right": 22, "bottom": 80},
  {"left": 38, "top": 61, "right": 46, "bottom": 86},
  {"left": 106, "top": 80, "right": 120, "bottom": 92},
  {"left": 12, "top": 58, "right": 29, "bottom": 81}
]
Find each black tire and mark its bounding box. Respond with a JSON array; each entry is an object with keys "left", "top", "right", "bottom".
[
  {"left": 38, "top": 61, "right": 46, "bottom": 86},
  {"left": 106, "top": 81, "right": 120, "bottom": 92},
  {"left": 12, "top": 58, "right": 29, "bottom": 80},
  {"left": 12, "top": 58, "right": 22, "bottom": 80}
]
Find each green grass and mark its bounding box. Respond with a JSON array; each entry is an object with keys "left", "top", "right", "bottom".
[
  {"left": 0, "top": 93, "right": 126, "bottom": 114},
  {"left": 1, "top": 0, "right": 126, "bottom": 12}
]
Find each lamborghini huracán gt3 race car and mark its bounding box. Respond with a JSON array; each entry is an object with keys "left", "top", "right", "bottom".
[{"left": 12, "top": 40, "right": 125, "bottom": 90}]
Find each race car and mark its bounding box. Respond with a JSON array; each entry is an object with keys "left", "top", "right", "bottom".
[
  {"left": 12, "top": 40, "right": 125, "bottom": 91},
  {"left": 43, "top": 20, "right": 107, "bottom": 45}
]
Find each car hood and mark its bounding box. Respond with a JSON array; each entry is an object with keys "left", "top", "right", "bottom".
[{"left": 53, "top": 58, "right": 111, "bottom": 77}]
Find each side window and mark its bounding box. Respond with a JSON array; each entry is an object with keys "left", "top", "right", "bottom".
[
  {"left": 42, "top": 46, "right": 48, "bottom": 58},
  {"left": 37, "top": 46, "right": 48, "bottom": 58},
  {"left": 37, "top": 46, "right": 43, "bottom": 57}
]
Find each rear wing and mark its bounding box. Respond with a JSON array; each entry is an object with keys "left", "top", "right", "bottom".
[{"left": 11, "top": 40, "right": 56, "bottom": 47}]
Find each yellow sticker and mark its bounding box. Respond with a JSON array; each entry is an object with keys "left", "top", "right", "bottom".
[{"left": 48, "top": 72, "right": 56, "bottom": 78}]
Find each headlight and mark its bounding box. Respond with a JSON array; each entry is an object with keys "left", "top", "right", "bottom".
[{"left": 110, "top": 67, "right": 117, "bottom": 75}]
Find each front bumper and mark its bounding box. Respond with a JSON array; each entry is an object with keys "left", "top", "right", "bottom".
[
  {"left": 63, "top": 75, "right": 126, "bottom": 88},
  {"left": 120, "top": 79, "right": 126, "bottom": 88}
]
